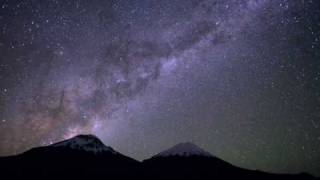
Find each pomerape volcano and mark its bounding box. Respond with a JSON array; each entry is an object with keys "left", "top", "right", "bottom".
[{"left": 142, "top": 142, "right": 316, "bottom": 180}]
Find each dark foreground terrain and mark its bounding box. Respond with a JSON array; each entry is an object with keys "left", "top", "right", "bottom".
[{"left": 0, "top": 135, "right": 318, "bottom": 180}]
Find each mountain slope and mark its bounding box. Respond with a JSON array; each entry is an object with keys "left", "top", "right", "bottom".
[
  {"left": 142, "top": 143, "right": 316, "bottom": 180},
  {"left": 0, "top": 134, "right": 140, "bottom": 180}
]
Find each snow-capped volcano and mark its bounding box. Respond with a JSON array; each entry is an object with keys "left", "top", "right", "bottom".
[
  {"left": 51, "top": 134, "right": 117, "bottom": 154},
  {"left": 154, "top": 142, "right": 212, "bottom": 157}
]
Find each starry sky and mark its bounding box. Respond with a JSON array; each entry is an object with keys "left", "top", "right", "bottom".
[{"left": 0, "top": 0, "right": 320, "bottom": 176}]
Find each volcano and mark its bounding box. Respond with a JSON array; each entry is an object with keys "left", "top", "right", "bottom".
[
  {"left": 0, "top": 134, "right": 140, "bottom": 179},
  {"left": 0, "top": 135, "right": 317, "bottom": 180}
]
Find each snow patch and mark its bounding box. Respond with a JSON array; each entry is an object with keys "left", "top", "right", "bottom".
[
  {"left": 154, "top": 142, "right": 212, "bottom": 157},
  {"left": 51, "top": 134, "right": 117, "bottom": 154}
]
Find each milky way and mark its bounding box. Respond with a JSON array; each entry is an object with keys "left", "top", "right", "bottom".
[{"left": 0, "top": 0, "right": 320, "bottom": 176}]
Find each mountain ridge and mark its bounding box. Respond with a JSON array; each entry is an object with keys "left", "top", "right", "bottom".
[{"left": 0, "top": 134, "right": 317, "bottom": 180}]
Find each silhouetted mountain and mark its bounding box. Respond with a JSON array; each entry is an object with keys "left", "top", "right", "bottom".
[
  {"left": 0, "top": 135, "right": 318, "bottom": 180},
  {"left": 142, "top": 142, "right": 317, "bottom": 180},
  {"left": 0, "top": 134, "right": 140, "bottom": 180}
]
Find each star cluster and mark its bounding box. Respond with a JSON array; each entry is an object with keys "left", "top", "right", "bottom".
[{"left": 0, "top": 0, "right": 319, "bottom": 176}]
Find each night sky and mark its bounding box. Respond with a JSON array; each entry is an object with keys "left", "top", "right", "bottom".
[{"left": 0, "top": 0, "right": 320, "bottom": 176}]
